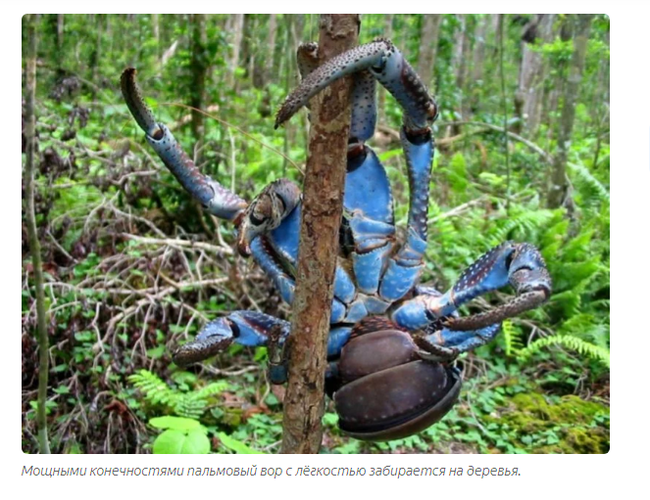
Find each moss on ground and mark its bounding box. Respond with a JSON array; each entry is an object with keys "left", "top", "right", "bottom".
[{"left": 485, "top": 392, "right": 609, "bottom": 454}]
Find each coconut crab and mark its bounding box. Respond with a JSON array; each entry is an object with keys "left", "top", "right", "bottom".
[{"left": 121, "top": 38, "right": 551, "bottom": 441}]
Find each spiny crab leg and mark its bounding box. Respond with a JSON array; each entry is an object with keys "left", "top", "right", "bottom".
[
  {"left": 392, "top": 242, "right": 551, "bottom": 333},
  {"left": 377, "top": 127, "right": 434, "bottom": 302},
  {"left": 444, "top": 251, "right": 551, "bottom": 331},
  {"left": 414, "top": 323, "right": 503, "bottom": 363},
  {"left": 275, "top": 38, "right": 437, "bottom": 133},
  {"left": 172, "top": 311, "right": 290, "bottom": 367},
  {"left": 121, "top": 68, "right": 247, "bottom": 221}
]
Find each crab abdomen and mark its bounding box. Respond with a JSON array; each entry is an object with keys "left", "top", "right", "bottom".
[{"left": 333, "top": 329, "right": 461, "bottom": 441}]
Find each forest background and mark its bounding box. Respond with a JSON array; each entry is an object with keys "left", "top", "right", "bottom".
[{"left": 21, "top": 14, "right": 610, "bottom": 454}]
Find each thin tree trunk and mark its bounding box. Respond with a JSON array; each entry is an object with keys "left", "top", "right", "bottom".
[
  {"left": 451, "top": 15, "right": 466, "bottom": 85},
  {"left": 459, "top": 16, "right": 473, "bottom": 120},
  {"left": 281, "top": 13, "right": 359, "bottom": 454},
  {"left": 227, "top": 14, "right": 244, "bottom": 87},
  {"left": 472, "top": 15, "right": 488, "bottom": 82},
  {"left": 378, "top": 14, "right": 394, "bottom": 125},
  {"left": 416, "top": 15, "right": 442, "bottom": 90},
  {"left": 450, "top": 15, "right": 467, "bottom": 135},
  {"left": 152, "top": 14, "right": 161, "bottom": 71},
  {"left": 514, "top": 14, "right": 555, "bottom": 135},
  {"left": 189, "top": 14, "right": 207, "bottom": 145},
  {"left": 57, "top": 14, "right": 64, "bottom": 50},
  {"left": 545, "top": 16, "right": 573, "bottom": 129},
  {"left": 241, "top": 14, "right": 256, "bottom": 84},
  {"left": 24, "top": 14, "right": 51, "bottom": 454},
  {"left": 547, "top": 15, "right": 593, "bottom": 208},
  {"left": 264, "top": 14, "right": 278, "bottom": 86},
  {"left": 526, "top": 14, "right": 555, "bottom": 135},
  {"left": 92, "top": 15, "right": 103, "bottom": 85}
]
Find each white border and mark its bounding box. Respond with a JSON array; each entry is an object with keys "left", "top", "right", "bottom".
[{"left": 7, "top": 2, "right": 647, "bottom": 498}]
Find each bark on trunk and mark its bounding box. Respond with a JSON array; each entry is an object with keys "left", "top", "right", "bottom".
[
  {"left": 227, "top": 14, "right": 245, "bottom": 87},
  {"left": 280, "top": 13, "right": 359, "bottom": 454},
  {"left": 547, "top": 15, "right": 593, "bottom": 208},
  {"left": 514, "top": 14, "right": 555, "bottom": 135},
  {"left": 152, "top": 14, "right": 160, "bottom": 70},
  {"left": 472, "top": 15, "right": 489, "bottom": 82},
  {"left": 264, "top": 14, "right": 278, "bottom": 86},
  {"left": 57, "top": 14, "right": 64, "bottom": 50},
  {"left": 378, "top": 14, "right": 394, "bottom": 125},
  {"left": 451, "top": 15, "right": 467, "bottom": 135},
  {"left": 189, "top": 14, "right": 207, "bottom": 144},
  {"left": 416, "top": 15, "right": 442, "bottom": 91},
  {"left": 24, "top": 14, "right": 51, "bottom": 454}
]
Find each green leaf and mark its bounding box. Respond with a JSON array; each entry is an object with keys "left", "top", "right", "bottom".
[
  {"left": 146, "top": 345, "right": 166, "bottom": 359},
  {"left": 217, "top": 433, "right": 264, "bottom": 454},
  {"left": 153, "top": 428, "right": 210, "bottom": 454},
  {"left": 149, "top": 416, "right": 203, "bottom": 431}
]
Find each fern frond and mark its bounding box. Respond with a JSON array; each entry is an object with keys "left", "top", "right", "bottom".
[
  {"left": 129, "top": 370, "right": 178, "bottom": 407},
  {"left": 489, "top": 209, "right": 554, "bottom": 247},
  {"left": 128, "top": 370, "right": 228, "bottom": 419},
  {"left": 568, "top": 161, "right": 610, "bottom": 204},
  {"left": 502, "top": 319, "right": 524, "bottom": 356},
  {"left": 518, "top": 335, "right": 610, "bottom": 368}
]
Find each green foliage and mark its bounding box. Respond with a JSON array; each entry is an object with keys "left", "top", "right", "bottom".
[
  {"left": 483, "top": 392, "right": 609, "bottom": 454},
  {"left": 149, "top": 416, "right": 211, "bottom": 454},
  {"left": 518, "top": 335, "right": 610, "bottom": 368},
  {"left": 22, "top": 14, "right": 609, "bottom": 454},
  {"left": 129, "top": 370, "right": 228, "bottom": 419},
  {"left": 217, "top": 432, "right": 265, "bottom": 454}
]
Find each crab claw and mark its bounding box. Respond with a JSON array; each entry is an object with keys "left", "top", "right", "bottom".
[
  {"left": 172, "top": 317, "right": 235, "bottom": 366},
  {"left": 275, "top": 38, "right": 437, "bottom": 133},
  {"left": 444, "top": 243, "right": 552, "bottom": 332},
  {"left": 236, "top": 179, "right": 301, "bottom": 257},
  {"left": 172, "top": 311, "right": 291, "bottom": 366},
  {"left": 121, "top": 68, "right": 247, "bottom": 221}
]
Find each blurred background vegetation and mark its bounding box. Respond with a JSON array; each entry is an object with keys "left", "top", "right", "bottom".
[{"left": 22, "top": 14, "right": 609, "bottom": 454}]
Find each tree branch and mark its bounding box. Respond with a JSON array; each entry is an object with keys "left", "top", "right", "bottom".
[
  {"left": 24, "top": 14, "right": 51, "bottom": 454},
  {"left": 280, "top": 14, "right": 359, "bottom": 454}
]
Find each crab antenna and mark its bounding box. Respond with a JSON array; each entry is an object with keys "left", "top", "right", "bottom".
[{"left": 121, "top": 68, "right": 247, "bottom": 221}]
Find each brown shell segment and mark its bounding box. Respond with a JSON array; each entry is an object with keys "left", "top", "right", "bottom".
[
  {"left": 338, "top": 330, "right": 419, "bottom": 383},
  {"left": 334, "top": 361, "right": 460, "bottom": 441}
]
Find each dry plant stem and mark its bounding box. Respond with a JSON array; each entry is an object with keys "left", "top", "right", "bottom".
[
  {"left": 280, "top": 14, "right": 359, "bottom": 454},
  {"left": 24, "top": 14, "right": 51, "bottom": 454},
  {"left": 442, "top": 121, "right": 552, "bottom": 163}
]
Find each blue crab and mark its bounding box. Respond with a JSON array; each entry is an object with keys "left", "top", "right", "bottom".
[{"left": 121, "top": 38, "right": 551, "bottom": 441}]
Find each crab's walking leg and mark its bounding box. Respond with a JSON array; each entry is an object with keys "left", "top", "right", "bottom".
[
  {"left": 378, "top": 128, "right": 434, "bottom": 302},
  {"left": 276, "top": 38, "right": 437, "bottom": 131},
  {"left": 297, "top": 41, "right": 378, "bottom": 144},
  {"left": 392, "top": 242, "right": 552, "bottom": 331},
  {"left": 414, "top": 324, "right": 503, "bottom": 362},
  {"left": 350, "top": 70, "right": 377, "bottom": 143},
  {"left": 248, "top": 196, "right": 355, "bottom": 324},
  {"left": 121, "top": 68, "right": 247, "bottom": 221},
  {"left": 443, "top": 243, "right": 551, "bottom": 331},
  {"left": 172, "top": 311, "right": 290, "bottom": 367},
  {"left": 278, "top": 40, "right": 438, "bottom": 304},
  {"left": 173, "top": 310, "right": 352, "bottom": 381}
]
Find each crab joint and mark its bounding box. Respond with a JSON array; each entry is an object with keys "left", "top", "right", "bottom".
[{"left": 236, "top": 179, "right": 301, "bottom": 257}]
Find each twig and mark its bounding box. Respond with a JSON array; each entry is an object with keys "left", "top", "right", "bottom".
[
  {"left": 162, "top": 102, "right": 304, "bottom": 176},
  {"left": 441, "top": 121, "right": 553, "bottom": 164},
  {"left": 429, "top": 195, "right": 488, "bottom": 224},
  {"left": 122, "top": 233, "right": 233, "bottom": 256}
]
